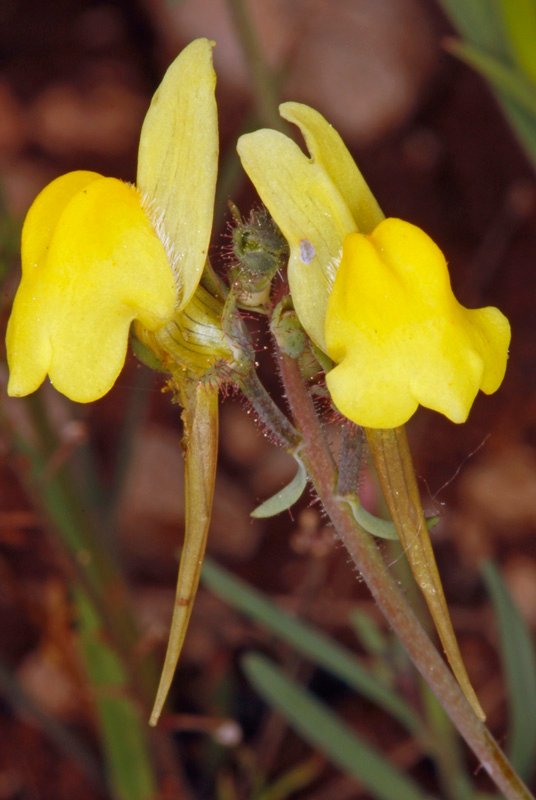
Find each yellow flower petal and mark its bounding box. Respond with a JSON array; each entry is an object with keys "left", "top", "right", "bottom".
[
  {"left": 325, "top": 219, "right": 511, "bottom": 427},
  {"left": 280, "top": 103, "right": 383, "bottom": 234},
  {"left": 21, "top": 170, "right": 102, "bottom": 275},
  {"left": 238, "top": 125, "right": 358, "bottom": 350},
  {"left": 238, "top": 103, "right": 385, "bottom": 350},
  {"left": 7, "top": 175, "right": 175, "bottom": 402},
  {"left": 7, "top": 39, "right": 219, "bottom": 404},
  {"left": 6, "top": 171, "right": 102, "bottom": 397},
  {"left": 137, "top": 38, "right": 218, "bottom": 311}
]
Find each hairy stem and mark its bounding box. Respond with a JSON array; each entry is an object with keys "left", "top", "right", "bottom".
[
  {"left": 277, "top": 352, "right": 533, "bottom": 800},
  {"left": 238, "top": 365, "right": 301, "bottom": 450},
  {"left": 366, "top": 426, "right": 485, "bottom": 721}
]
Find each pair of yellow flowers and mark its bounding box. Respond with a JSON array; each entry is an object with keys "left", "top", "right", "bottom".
[{"left": 6, "top": 39, "right": 510, "bottom": 427}]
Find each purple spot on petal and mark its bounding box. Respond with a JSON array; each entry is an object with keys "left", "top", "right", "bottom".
[{"left": 299, "top": 239, "right": 315, "bottom": 264}]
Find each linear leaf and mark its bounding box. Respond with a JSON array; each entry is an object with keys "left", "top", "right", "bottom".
[
  {"left": 251, "top": 454, "right": 307, "bottom": 518},
  {"left": 447, "top": 41, "right": 536, "bottom": 116},
  {"left": 77, "top": 590, "right": 156, "bottom": 800},
  {"left": 481, "top": 560, "right": 536, "bottom": 782},
  {"left": 243, "top": 653, "right": 429, "bottom": 800},
  {"left": 438, "top": 0, "right": 536, "bottom": 168},
  {"left": 439, "top": 0, "right": 508, "bottom": 54},
  {"left": 202, "top": 558, "right": 420, "bottom": 734},
  {"left": 498, "top": 0, "right": 536, "bottom": 83}
]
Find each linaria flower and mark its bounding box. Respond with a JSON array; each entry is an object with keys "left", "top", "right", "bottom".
[
  {"left": 5, "top": 38, "right": 223, "bottom": 728},
  {"left": 325, "top": 218, "right": 510, "bottom": 428},
  {"left": 6, "top": 38, "right": 218, "bottom": 402},
  {"left": 237, "top": 101, "right": 510, "bottom": 722},
  {"left": 237, "top": 103, "right": 510, "bottom": 427}
]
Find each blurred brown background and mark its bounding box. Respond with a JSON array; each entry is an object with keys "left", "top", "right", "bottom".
[{"left": 0, "top": 1, "right": 535, "bottom": 798}]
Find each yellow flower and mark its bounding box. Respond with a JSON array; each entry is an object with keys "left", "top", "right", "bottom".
[
  {"left": 237, "top": 103, "right": 510, "bottom": 427},
  {"left": 326, "top": 219, "right": 511, "bottom": 428},
  {"left": 237, "top": 102, "right": 382, "bottom": 351},
  {"left": 239, "top": 103, "right": 509, "bottom": 721},
  {"left": 6, "top": 38, "right": 218, "bottom": 403}
]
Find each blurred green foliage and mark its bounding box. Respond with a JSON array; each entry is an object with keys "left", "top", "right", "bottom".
[
  {"left": 204, "top": 556, "right": 536, "bottom": 799},
  {"left": 440, "top": 0, "right": 536, "bottom": 167}
]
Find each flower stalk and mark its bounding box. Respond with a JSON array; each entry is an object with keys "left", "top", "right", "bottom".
[
  {"left": 277, "top": 350, "right": 533, "bottom": 800},
  {"left": 4, "top": 29, "right": 529, "bottom": 797},
  {"left": 365, "top": 426, "right": 485, "bottom": 721}
]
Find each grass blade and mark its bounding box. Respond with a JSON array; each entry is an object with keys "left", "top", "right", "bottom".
[
  {"left": 481, "top": 560, "right": 536, "bottom": 782},
  {"left": 498, "top": 0, "right": 536, "bottom": 83},
  {"left": 1, "top": 394, "right": 159, "bottom": 797},
  {"left": 446, "top": 41, "right": 536, "bottom": 116},
  {"left": 438, "top": 0, "right": 536, "bottom": 168},
  {"left": 202, "top": 558, "right": 421, "bottom": 734},
  {"left": 242, "top": 653, "right": 429, "bottom": 800},
  {"left": 77, "top": 590, "right": 157, "bottom": 800},
  {"left": 438, "top": 0, "right": 509, "bottom": 55}
]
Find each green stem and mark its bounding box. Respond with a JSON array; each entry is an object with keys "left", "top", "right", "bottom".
[
  {"left": 238, "top": 365, "right": 301, "bottom": 450},
  {"left": 277, "top": 352, "right": 533, "bottom": 800},
  {"left": 226, "top": 0, "right": 285, "bottom": 131}
]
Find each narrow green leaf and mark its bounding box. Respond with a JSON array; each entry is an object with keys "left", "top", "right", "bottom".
[
  {"left": 497, "top": 92, "right": 536, "bottom": 165},
  {"left": 202, "top": 558, "right": 421, "bottom": 734},
  {"left": 345, "top": 498, "right": 398, "bottom": 540},
  {"left": 498, "top": 0, "right": 536, "bottom": 84},
  {"left": 242, "top": 653, "right": 428, "bottom": 800},
  {"left": 346, "top": 498, "right": 440, "bottom": 542},
  {"left": 481, "top": 560, "right": 536, "bottom": 782},
  {"left": 438, "top": 0, "right": 509, "bottom": 56},
  {"left": 77, "top": 590, "right": 156, "bottom": 800},
  {"left": 251, "top": 453, "right": 307, "bottom": 518},
  {"left": 254, "top": 755, "right": 323, "bottom": 800},
  {"left": 349, "top": 609, "right": 390, "bottom": 657},
  {"left": 438, "top": 0, "right": 536, "bottom": 168},
  {"left": 1, "top": 395, "right": 159, "bottom": 798},
  {"left": 447, "top": 41, "right": 536, "bottom": 116}
]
